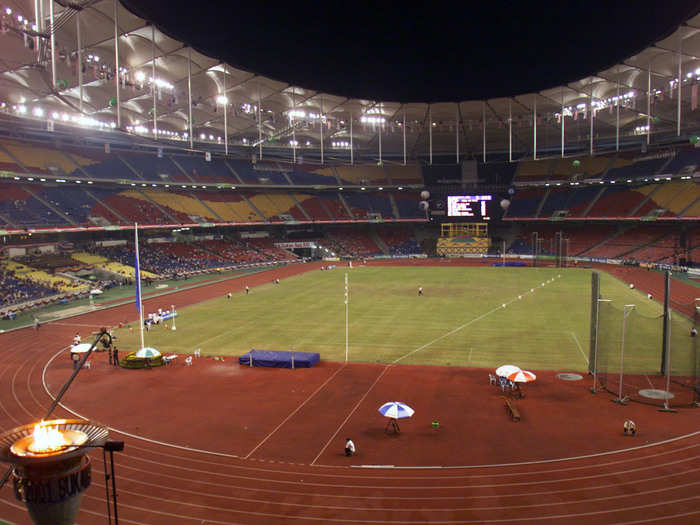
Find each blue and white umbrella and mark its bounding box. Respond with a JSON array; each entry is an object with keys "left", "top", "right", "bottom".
[{"left": 378, "top": 401, "right": 415, "bottom": 420}]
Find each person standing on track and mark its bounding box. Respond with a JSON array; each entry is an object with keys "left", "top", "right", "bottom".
[{"left": 345, "top": 438, "right": 356, "bottom": 456}]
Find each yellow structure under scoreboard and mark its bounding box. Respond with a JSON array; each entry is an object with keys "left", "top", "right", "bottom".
[{"left": 437, "top": 223, "right": 489, "bottom": 257}]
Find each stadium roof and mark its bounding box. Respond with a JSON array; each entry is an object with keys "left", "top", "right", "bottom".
[{"left": 1, "top": 1, "right": 700, "bottom": 162}]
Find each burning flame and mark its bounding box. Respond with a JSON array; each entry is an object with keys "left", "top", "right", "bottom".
[{"left": 27, "top": 420, "right": 70, "bottom": 453}]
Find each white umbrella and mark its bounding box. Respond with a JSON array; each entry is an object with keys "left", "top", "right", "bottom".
[
  {"left": 71, "top": 343, "right": 92, "bottom": 353},
  {"left": 496, "top": 364, "right": 521, "bottom": 377},
  {"left": 378, "top": 401, "right": 415, "bottom": 419},
  {"left": 135, "top": 347, "right": 161, "bottom": 358},
  {"left": 508, "top": 370, "right": 537, "bottom": 383},
  {"left": 90, "top": 288, "right": 103, "bottom": 295}
]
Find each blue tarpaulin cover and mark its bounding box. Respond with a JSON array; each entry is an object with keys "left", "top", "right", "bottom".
[{"left": 239, "top": 349, "right": 320, "bottom": 368}]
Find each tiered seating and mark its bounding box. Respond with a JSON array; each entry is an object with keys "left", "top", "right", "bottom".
[
  {"left": 191, "top": 191, "right": 250, "bottom": 221},
  {"left": 539, "top": 186, "right": 601, "bottom": 217},
  {"left": 3, "top": 260, "right": 89, "bottom": 293},
  {"left": 72, "top": 251, "right": 160, "bottom": 280},
  {"left": 513, "top": 159, "right": 551, "bottom": 182},
  {"left": 288, "top": 169, "right": 337, "bottom": 185},
  {"left": 245, "top": 238, "right": 298, "bottom": 260},
  {"left": 635, "top": 181, "right": 699, "bottom": 217},
  {"left": 128, "top": 190, "right": 214, "bottom": 221},
  {"left": 387, "top": 165, "right": 422, "bottom": 184},
  {"left": 227, "top": 160, "right": 262, "bottom": 184},
  {"left": 41, "top": 186, "right": 95, "bottom": 224},
  {"left": 336, "top": 166, "right": 388, "bottom": 185},
  {"left": 393, "top": 192, "right": 423, "bottom": 218},
  {"left": 0, "top": 183, "right": 70, "bottom": 227},
  {"left": 0, "top": 267, "right": 59, "bottom": 307},
  {"left": 377, "top": 227, "right": 422, "bottom": 254},
  {"left": 80, "top": 155, "right": 129, "bottom": 179},
  {"left": 605, "top": 155, "right": 667, "bottom": 180},
  {"left": 0, "top": 138, "right": 97, "bottom": 174},
  {"left": 327, "top": 230, "right": 381, "bottom": 256},
  {"left": 196, "top": 239, "right": 264, "bottom": 264},
  {"left": 625, "top": 233, "right": 679, "bottom": 262},
  {"left": 585, "top": 187, "right": 647, "bottom": 218},
  {"left": 664, "top": 148, "right": 700, "bottom": 174},
  {"left": 550, "top": 156, "right": 610, "bottom": 181},
  {"left": 291, "top": 194, "right": 333, "bottom": 220},
  {"left": 505, "top": 188, "right": 546, "bottom": 218}
]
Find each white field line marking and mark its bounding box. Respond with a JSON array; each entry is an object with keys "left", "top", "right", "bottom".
[
  {"left": 244, "top": 363, "right": 348, "bottom": 459},
  {"left": 569, "top": 331, "right": 589, "bottom": 365},
  {"left": 644, "top": 375, "right": 656, "bottom": 389},
  {"left": 311, "top": 364, "right": 392, "bottom": 465},
  {"left": 391, "top": 293, "right": 525, "bottom": 365}
]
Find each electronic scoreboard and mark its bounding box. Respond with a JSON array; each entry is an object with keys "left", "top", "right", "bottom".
[{"left": 446, "top": 195, "right": 493, "bottom": 219}]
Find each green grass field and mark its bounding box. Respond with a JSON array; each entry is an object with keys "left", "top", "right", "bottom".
[{"left": 112, "top": 266, "right": 691, "bottom": 373}]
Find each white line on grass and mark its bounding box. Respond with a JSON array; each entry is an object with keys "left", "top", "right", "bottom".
[
  {"left": 569, "top": 331, "right": 589, "bottom": 365},
  {"left": 311, "top": 364, "right": 392, "bottom": 465},
  {"left": 390, "top": 282, "right": 555, "bottom": 365},
  {"left": 244, "top": 363, "right": 348, "bottom": 459}
]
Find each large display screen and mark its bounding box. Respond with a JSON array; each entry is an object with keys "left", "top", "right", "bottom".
[{"left": 447, "top": 195, "right": 493, "bottom": 218}]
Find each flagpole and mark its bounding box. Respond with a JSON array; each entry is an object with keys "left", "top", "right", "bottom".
[
  {"left": 135, "top": 223, "right": 145, "bottom": 349},
  {"left": 345, "top": 272, "right": 349, "bottom": 362}
]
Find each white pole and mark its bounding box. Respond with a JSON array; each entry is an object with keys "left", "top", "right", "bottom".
[
  {"left": 533, "top": 95, "right": 537, "bottom": 160},
  {"left": 135, "top": 223, "right": 145, "bottom": 350},
  {"left": 349, "top": 111, "right": 353, "bottom": 165},
  {"left": 482, "top": 101, "right": 486, "bottom": 162},
  {"left": 113, "top": 0, "right": 121, "bottom": 128},
  {"left": 617, "top": 305, "right": 635, "bottom": 403},
  {"left": 152, "top": 25, "right": 158, "bottom": 139},
  {"left": 502, "top": 240, "right": 506, "bottom": 266},
  {"left": 402, "top": 108, "right": 406, "bottom": 166},
  {"left": 171, "top": 304, "right": 176, "bottom": 331},
  {"left": 49, "top": 0, "right": 56, "bottom": 90},
  {"left": 188, "top": 47, "right": 193, "bottom": 149},
  {"left": 428, "top": 104, "right": 433, "bottom": 166},
  {"left": 592, "top": 299, "right": 611, "bottom": 392},
  {"left": 77, "top": 11, "right": 83, "bottom": 113},
  {"left": 345, "top": 272, "right": 349, "bottom": 362},
  {"left": 455, "top": 103, "right": 460, "bottom": 164},
  {"left": 223, "top": 64, "right": 228, "bottom": 156}
]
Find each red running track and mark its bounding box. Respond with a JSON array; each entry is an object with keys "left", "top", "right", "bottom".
[{"left": 1, "top": 261, "right": 699, "bottom": 524}]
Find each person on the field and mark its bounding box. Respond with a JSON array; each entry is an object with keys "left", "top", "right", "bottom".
[
  {"left": 418, "top": 286, "right": 423, "bottom": 296},
  {"left": 345, "top": 438, "right": 355, "bottom": 456},
  {"left": 112, "top": 346, "right": 119, "bottom": 367},
  {"left": 73, "top": 332, "right": 81, "bottom": 345},
  {"left": 227, "top": 292, "right": 232, "bottom": 299},
  {"left": 623, "top": 420, "right": 637, "bottom": 436},
  {"left": 245, "top": 285, "right": 249, "bottom": 295},
  {"left": 33, "top": 317, "right": 40, "bottom": 330},
  {"left": 691, "top": 327, "right": 697, "bottom": 337}
]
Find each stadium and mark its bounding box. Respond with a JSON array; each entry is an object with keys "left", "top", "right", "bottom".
[{"left": 0, "top": 1, "right": 699, "bottom": 524}]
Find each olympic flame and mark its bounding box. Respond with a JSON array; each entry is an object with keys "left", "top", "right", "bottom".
[{"left": 27, "top": 420, "right": 70, "bottom": 454}]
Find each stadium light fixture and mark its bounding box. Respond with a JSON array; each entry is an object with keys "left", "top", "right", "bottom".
[
  {"left": 378, "top": 187, "right": 383, "bottom": 190},
  {"left": 17, "top": 105, "right": 26, "bottom": 114},
  {"left": 135, "top": 71, "right": 146, "bottom": 82},
  {"left": 40, "top": 178, "right": 46, "bottom": 182},
  {"left": 130, "top": 183, "right": 136, "bottom": 186},
  {"left": 13, "top": 176, "right": 19, "bottom": 180},
  {"left": 338, "top": 187, "right": 343, "bottom": 190},
  {"left": 5, "top": 7, "right": 11, "bottom": 14},
  {"left": 32, "top": 107, "right": 43, "bottom": 117},
  {"left": 216, "top": 95, "right": 228, "bottom": 105},
  {"left": 87, "top": 181, "right": 93, "bottom": 184},
  {"left": 398, "top": 186, "right": 403, "bottom": 190},
  {"left": 27, "top": 177, "right": 34, "bottom": 181},
  {"left": 75, "top": 180, "right": 82, "bottom": 184}
]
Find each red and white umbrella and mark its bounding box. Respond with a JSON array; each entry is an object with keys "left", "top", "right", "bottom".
[
  {"left": 496, "top": 364, "right": 521, "bottom": 377},
  {"left": 508, "top": 370, "right": 536, "bottom": 383}
]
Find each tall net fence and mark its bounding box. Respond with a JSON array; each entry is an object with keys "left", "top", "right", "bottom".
[{"left": 591, "top": 272, "right": 699, "bottom": 408}]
